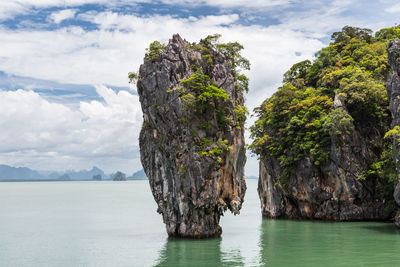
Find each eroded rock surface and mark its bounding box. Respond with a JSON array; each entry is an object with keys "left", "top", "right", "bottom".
[
  {"left": 387, "top": 38, "right": 400, "bottom": 227},
  {"left": 253, "top": 27, "right": 399, "bottom": 221},
  {"left": 137, "top": 34, "right": 247, "bottom": 237},
  {"left": 258, "top": 93, "right": 390, "bottom": 221}
]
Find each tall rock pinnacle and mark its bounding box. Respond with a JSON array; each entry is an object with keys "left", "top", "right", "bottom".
[{"left": 136, "top": 34, "right": 248, "bottom": 238}]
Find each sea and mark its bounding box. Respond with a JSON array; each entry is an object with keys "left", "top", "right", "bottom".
[{"left": 1, "top": 179, "right": 400, "bottom": 266}]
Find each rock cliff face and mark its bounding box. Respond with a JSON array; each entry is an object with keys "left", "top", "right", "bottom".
[
  {"left": 253, "top": 27, "right": 398, "bottom": 221},
  {"left": 386, "top": 38, "right": 400, "bottom": 227},
  {"left": 137, "top": 34, "right": 247, "bottom": 238},
  {"left": 258, "top": 94, "right": 388, "bottom": 220}
]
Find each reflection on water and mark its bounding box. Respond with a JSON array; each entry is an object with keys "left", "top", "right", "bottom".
[
  {"left": 156, "top": 236, "right": 257, "bottom": 267},
  {"left": 155, "top": 237, "right": 239, "bottom": 266},
  {"left": 154, "top": 179, "right": 262, "bottom": 266}
]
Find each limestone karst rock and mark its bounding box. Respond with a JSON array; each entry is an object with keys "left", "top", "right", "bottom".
[
  {"left": 136, "top": 34, "right": 247, "bottom": 238},
  {"left": 252, "top": 27, "right": 397, "bottom": 221},
  {"left": 386, "top": 38, "right": 400, "bottom": 228},
  {"left": 257, "top": 92, "right": 389, "bottom": 220}
]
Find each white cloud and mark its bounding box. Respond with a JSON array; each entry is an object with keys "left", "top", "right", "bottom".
[
  {"left": 0, "top": 1, "right": 27, "bottom": 20},
  {"left": 385, "top": 3, "right": 400, "bottom": 13},
  {"left": 0, "top": 0, "right": 146, "bottom": 20},
  {"left": 277, "top": 0, "right": 356, "bottom": 39},
  {"left": 0, "top": 86, "right": 143, "bottom": 173},
  {"left": 49, "top": 9, "right": 77, "bottom": 24}
]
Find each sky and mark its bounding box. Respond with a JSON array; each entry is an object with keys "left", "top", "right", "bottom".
[{"left": 0, "top": 0, "right": 399, "bottom": 176}]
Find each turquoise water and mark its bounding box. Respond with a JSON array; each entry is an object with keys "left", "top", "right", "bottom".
[{"left": 1, "top": 180, "right": 400, "bottom": 266}]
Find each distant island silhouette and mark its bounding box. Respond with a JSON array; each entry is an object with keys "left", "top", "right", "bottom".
[{"left": 0, "top": 164, "right": 148, "bottom": 181}]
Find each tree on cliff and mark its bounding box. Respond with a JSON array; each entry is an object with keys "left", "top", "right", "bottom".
[{"left": 250, "top": 25, "right": 400, "bottom": 219}]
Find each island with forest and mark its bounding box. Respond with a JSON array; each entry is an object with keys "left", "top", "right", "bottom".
[{"left": 250, "top": 26, "right": 400, "bottom": 225}]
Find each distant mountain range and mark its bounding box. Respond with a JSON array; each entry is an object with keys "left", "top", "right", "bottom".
[
  {"left": 0, "top": 164, "right": 147, "bottom": 181},
  {"left": 0, "top": 164, "right": 45, "bottom": 181},
  {"left": 0, "top": 164, "right": 257, "bottom": 181},
  {"left": 128, "top": 169, "right": 147, "bottom": 180},
  {"left": 48, "top": 166, "right": 107, "bottom": 180}
]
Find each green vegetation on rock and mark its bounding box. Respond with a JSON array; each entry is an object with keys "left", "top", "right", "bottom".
[
  {"left": 169, "top": 35, "right": 250, "bottom": 162},
  {"left": 385, "top": 125, "right": 400, "bottom": 142},
  {"left": 139, "top": 34, "right": 250, "bottom": 165},
  {"left": 197, "top": 34, "right": 250, "bottom": 93},
  {"left": 250, "top": 25, "right": 399, "bottom": 200},
  {"left": 180, "top": 68, "right": 233, "bottom": 129},
  {"left": 199, "top": 137, "right": 230, "bottom": 158},
  {"left": 128, "top": 71, "right": 138, "bottom": 84},
  {"left": 144, "top": 41, "right": 165, "bottom": 62}
]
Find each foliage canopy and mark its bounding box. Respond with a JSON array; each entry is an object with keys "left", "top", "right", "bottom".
[
  {"left": 200, "top": 34, "right": 250, "bottom": 92},
  {"left": 250, "top": 25, "right": 399, "bottom": 193}
]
